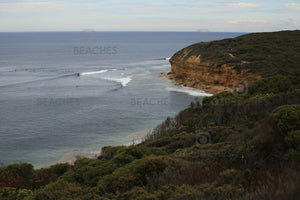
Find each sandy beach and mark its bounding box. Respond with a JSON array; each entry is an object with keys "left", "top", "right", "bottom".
[{"left": 45, "top": 129, "right": 150, "bottom": 167}]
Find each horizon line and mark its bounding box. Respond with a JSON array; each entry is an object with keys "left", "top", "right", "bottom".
[
  {"left": 0, "top": 30, "right": 255, "bottom": 34},
  {"left": 0, "top": 29, "right": 252, "bottom": 33},
  {"left": 0, "top": 29, "right": 297, "bottom": 33}
]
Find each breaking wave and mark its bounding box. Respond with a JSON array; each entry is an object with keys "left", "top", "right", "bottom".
[
  {"left": 166, "top": 86, "right": 212, "bottom": 97},
  {"left": 101, "top": 76, "right": 132, "bottom": 87},
  {"left": 80, "top": 70, "right": 108, "bottom": 76}
]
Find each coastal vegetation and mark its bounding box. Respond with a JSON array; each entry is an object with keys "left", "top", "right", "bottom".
[
  {"left": 1, "top": 30, "right": 299, "bottom": 199},
  {"left": 173, "top": 30, "right": 300, "bottom": 77}
]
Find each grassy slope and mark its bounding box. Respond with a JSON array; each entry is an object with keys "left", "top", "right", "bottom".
[
  {"left": 1, "top": 31, "right": 300, "bottom": 200},
  {"left": 173, "top": 30, "right": 300, "bottom": 77}
]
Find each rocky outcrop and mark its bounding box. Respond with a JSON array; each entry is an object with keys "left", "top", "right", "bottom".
[{"left": 162, "top": 48, "right": 262, "bottom": 94}]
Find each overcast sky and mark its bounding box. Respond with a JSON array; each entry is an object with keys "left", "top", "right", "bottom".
[{"left": 0, "top": 0, "right": 299, "bottom": 32}]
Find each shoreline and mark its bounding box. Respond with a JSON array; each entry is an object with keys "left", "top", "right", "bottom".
[
  {"left": 160, "top": 72, "right": 233, "bottom": 95},
  {"left": 45, "top": 129, "right": 150, "bottom": 168}
]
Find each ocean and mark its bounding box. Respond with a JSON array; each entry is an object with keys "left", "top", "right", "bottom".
[{"left": 0, "top": 31, "right": 243, "bottom": 168}]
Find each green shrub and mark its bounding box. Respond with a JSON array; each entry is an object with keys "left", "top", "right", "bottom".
[
  {"left": 0, "top": 163, "right": 34, "bottom": 189},
  {"left": 71, "top": 158, "right": 117, "bottom": 186},
  {"left": 111, "top": 146, "right": 166, "bottom": 166},
  {"left": 112, "top": 152, "right": 135, "bottom": 166},
  {"left": 119, "top": 146, "right": 166, "bottom": 159},
  {"left": 34, "top": 163, "right": 71, "bottom": 188},
  {"left": 99, "top": 156, "right": 187, "bottom": 193},
  {"left": 49, "top": 163, "right": 70, "bottom": 177},
  {"left": 202, "top": 91, "right": 235, "bottom": 105},
  {"left": 285, "top": 130, "right": 300, "bottom": 148},
  {"left": 34, "top": 180, "right": 108, "bottom": 200},
  {"left": 272, "top": 104, "right": 300, "bottom": 135},
  {"left": 134, "top": 156, "right": 186, "bottom": 186},
  {"left": 248, "top": 75, "right": 292, "bottom": 95},
  {"left": 100, "top": 146, "right": 125, "bottom": 159},
  {"left": 99, "top": 159, "right": 142, "bottom": 193},
  {"left": 0, "top": 187, "right": 33, "bottom": 200}
]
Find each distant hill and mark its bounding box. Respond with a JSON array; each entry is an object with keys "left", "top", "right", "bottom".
[{"left": 172, "top": 30, "right": 300, "bottom": 77}]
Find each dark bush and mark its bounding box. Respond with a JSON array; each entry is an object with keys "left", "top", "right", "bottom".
[
  {"left": 248, "top": 75, "right": 292, "bottom": 95},
  {"left": 272, "top": 104, "right": 300, "bottom": 135},
  {"left": 0, "top": 163, "right": 34, "bottom": 189}
]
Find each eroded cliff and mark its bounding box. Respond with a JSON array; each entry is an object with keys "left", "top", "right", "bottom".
[{"left": 165, "top": 50, "right": 262, "bottom": 94}]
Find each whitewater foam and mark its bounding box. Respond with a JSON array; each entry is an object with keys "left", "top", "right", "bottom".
[
  {"left": 101, "top": 76, "right": 132, "bottom": 87},
  {"left": 166, "top": 86, "right": 212, "bottom": 97},
  {"left": 80, "top": 70, "right": 108, "bottom": 76}
]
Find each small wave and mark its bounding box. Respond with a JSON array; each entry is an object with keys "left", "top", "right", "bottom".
[
  {"left": 101, "top": 76, "right": 132, "bottom": 87},
  {"left": 124, "top": 138, "right": 143, "bottom": 146},
  {"left": 0, "top": 73, "right": 79, "bottom": 88},
  {"left": 80, "top": 70, "right": 108, "bottom": 76},
  {"left": 153, "top": 57, "right": 171, "bottom": 61},
  {"left": 166, "top": 86, "right": 212, "bottom": 97},
  {"left": 122, "top": 59, "right": 169, "bottom": 68}
]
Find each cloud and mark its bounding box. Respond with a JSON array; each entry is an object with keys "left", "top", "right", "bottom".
[
  {"left": 0, "top": 0, "right": 299, "bottom": 32},
  {"left": 285, "top": 3, "right": 300, "bottom": 11},
  {"left": 0, "top": 0, "right": 62, "bottom": 7},
  {"left": 228, "top": 20, "right": 267, "bottom": 24},
  {"left": 230, "top": 2, "right": 262, "bottom": 8},
  {"left": 0, "top": 1, "right": 64, "bottom": 13}
]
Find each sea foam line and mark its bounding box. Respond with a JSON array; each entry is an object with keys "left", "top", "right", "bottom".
[
  {"left": 80, "top": 70, "right": 108, "bottom": 76},
  {"left": 166, "top": 86, "right": 213, "bottom": 97},
  {"left": 101, "top": 76, "right": 132, "bottom": 87}
]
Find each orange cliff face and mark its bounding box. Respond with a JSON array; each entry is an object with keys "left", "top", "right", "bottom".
[{"left": 167, "top": 50, "right": 262, "bottom": 94}]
